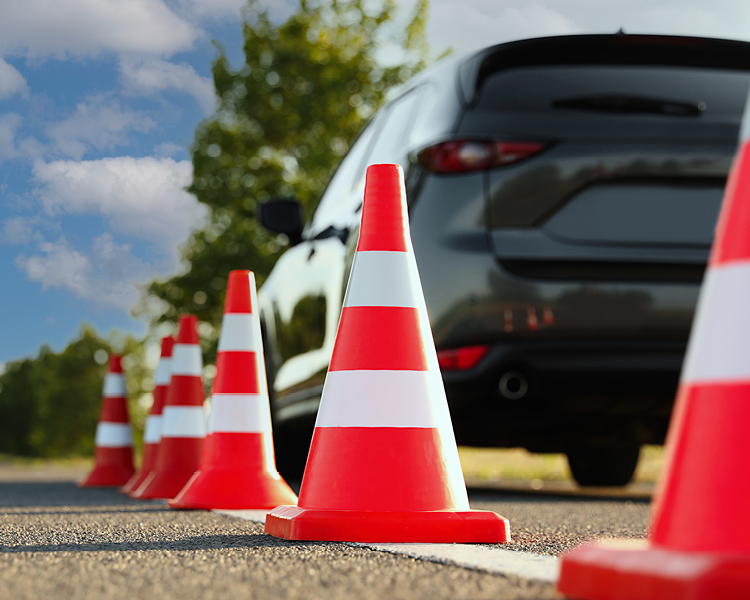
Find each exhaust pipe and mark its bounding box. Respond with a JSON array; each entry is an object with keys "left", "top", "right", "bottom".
[{"left": 499, "top": 371, "right": 528, "bottom": 400}]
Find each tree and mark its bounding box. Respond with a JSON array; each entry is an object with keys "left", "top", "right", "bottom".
[
  {"left": 141, "top": 0, "right": 429, "bottom": 357},
  {"left": 0, "top": 326, "right": 149, "bottom": 458}
]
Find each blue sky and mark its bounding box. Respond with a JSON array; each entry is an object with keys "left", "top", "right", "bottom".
[{"left": 1, "top": 0, "right": 748, "bottom": 366}]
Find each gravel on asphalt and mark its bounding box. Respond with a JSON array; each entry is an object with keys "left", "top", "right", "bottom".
[
  {"left": 470, "top": 489, "right": 650, "bottom": 555},
  {"left": 1, "top": 480, "right": 563, "bottom": 600}
]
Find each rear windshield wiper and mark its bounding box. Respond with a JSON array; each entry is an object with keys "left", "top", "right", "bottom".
[{"left": 552, "top": 94, "right": 706, "bottom": 117}]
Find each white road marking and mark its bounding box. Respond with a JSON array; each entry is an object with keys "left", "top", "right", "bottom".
[
  {"left": 361, "top": 543, "right": 559, "bottom": 584},
  {"left": 215, "top": 509, "right": 560, "bottom": 583},
  {"left": 214, "top": 509, "right": 272, "bottom": 522}
]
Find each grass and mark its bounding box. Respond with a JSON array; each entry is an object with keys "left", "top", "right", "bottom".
[
  {"left": 458, "top": 445, "right": 665, "bottom": 483},
  {"left": 0, "top": 454, "right": 91, "bottom": 470},
  {"left": 0, "top": 446, "right": 667, "bottom": 484}
]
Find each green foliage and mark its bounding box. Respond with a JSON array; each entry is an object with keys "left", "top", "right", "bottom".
[
  {"left": 142, "top": 0, "right": 430, "bottom": 356},
  {"left": 0, "top": 326, "right": 147, "bottom": 458}
]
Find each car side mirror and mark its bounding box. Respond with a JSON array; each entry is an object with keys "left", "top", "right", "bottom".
[{"left": 258, "top": 198, "right": 304, "bottom": 245}]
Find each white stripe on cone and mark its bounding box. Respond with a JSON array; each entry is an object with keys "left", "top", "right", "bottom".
[
  {"left": 154, "top": 358, "right": 172, "bottom": 386},
  {"left": 314, "top": 370, "right": 454, "bottom": 430},
  {"left": 103, "top": 373, "right": 126, "bottom": 397},
  {"left": 171, "top": 344, "right": 203, "bottom": 376},
  {"left": 682, "top": 261, "right": 750, "bottom": 384},
  {"left": 143, "top": 415, "right": 162, "bottom": 444},
  {"left": 207, "top": 393, "right": 272, "bottom": 434},
  {"left": 344, "top": 251, "right": 422, "bottom": 308},
  {"left": 95, "top": 422, "right": 133, "bottom": 447},
  {"left": 217, "top": 314, "right": 258, "bottom": 352},
  {"left": 161, "top": 406, "right": 206, "bottom": 438}
]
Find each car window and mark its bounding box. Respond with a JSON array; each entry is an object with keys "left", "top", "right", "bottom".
[
  {"left": 306, "top": 118, "right": 380, "bottom": 236},
  {"left": 307, "top": 87, "right": 427, "bottom": 237},
  {"left": 476, "top": 66, "right": 750, "bottom": 116},
  {"left": 356, "top": 86, "right": 426, "bottom": 175}
]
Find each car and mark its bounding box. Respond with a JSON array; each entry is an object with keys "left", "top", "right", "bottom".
[{"left": 256, "top": 33, "right": 750, "bottom": 486}]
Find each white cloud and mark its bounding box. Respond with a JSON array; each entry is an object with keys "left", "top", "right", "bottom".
[
  {"left": 0, "top": 58, "right": 28, "bottom": 98},
  {"left": 175, "top": 0, "right": 245, "bottom": 18},
  {"left": 0, "top": 0, "right": 200, "bottom": 59},
  {"left": 171, "top": 0, "right": 294, "bottom": 20},
  {"left": 427, "top": 0, "right": 580, "bottom": 54},
  {"left": 0, "top": 113, "right": 22, "bottom": 160},
  {"left": 426, "top": 0, "right": 750, "bottom": 55},
  {"left": 15, "top": 233, "right": 152, "bottom": 311},
  {"left": 2, "top": 216, "right": 42, "bottom": 244},
  {"left": 120, "top": 58, "right": 216, "bottom": 113},
  {"left": 32, "top": 156, "right": 207, "bottom": 261},
  {"left": 46, "top": 96, "right": 156, "bottom": 159},
  {"left": 154, "top": 141, "right": 188, "bottom": 158}
]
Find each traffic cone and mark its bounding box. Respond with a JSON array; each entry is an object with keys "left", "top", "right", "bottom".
[
  {"left": 80, "top": 355, "right": 135, "bottom": 487},
  {"left": 264, "top": 164, "right": 510, "bottom": 543},
  {"left": 122, "top": 336, "right": 174, "bottom": 495},
  {"left": 557, "top": 123, "right": 750, "bottom": 599},
  {"left": 132, "top": 315, "right": 206, "bottom": 499},
  {"left": 170, "top": 271, "right": 298, "bottom": 510}
]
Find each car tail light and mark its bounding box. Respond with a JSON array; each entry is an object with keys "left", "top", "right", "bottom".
[
  {"left": 417, "top": 140, "right": 546, "bottom": 173},
  {"left": 437, "top": 345, "right": 490, "bottom": 371}
]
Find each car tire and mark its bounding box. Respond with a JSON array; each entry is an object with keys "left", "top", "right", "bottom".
[{"left": 566, "top": 446, "right": 641, "bottom": 487}]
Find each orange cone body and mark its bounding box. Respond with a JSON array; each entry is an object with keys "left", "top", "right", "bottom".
[
  {"left": 80, "top": 355, "right": 135, "bottom": 487},
  {"left": 122, "top": 337, "right": 174, "bottom": 495},
  {"left": 170, "top": 271, "right": 298, "bottom": 510},
  {"left": 132, "top": 315, "right": 206, "bottom": 499},
  {"left": 558, "top": 131, "right": 750, "bottom": 598},
  {"left": 264, "top": 164, "right": 510, "bottom": 543}
]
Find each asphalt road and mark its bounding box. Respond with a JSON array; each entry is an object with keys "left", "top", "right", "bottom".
[{"left": 0, "top": 469, "right": 651, "bottom": 600}]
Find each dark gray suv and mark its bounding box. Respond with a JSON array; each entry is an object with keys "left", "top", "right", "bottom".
[{"left": 258, "top": 34, "right": 750, "bottom": 486}]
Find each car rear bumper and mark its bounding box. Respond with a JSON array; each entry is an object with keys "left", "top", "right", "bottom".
[{"left": 444, "top": 339, "right": 683, "bottom": 451}]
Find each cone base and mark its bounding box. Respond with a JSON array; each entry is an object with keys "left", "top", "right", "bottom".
[
  {"left": 79, "top": 464, "right": 135, "bottom": 488},
  {"left": 122, "top": 467, "right": 153, "bottom": 495},
  {"left": 264, "top": 505, "right": 510, "bottom": 543},
  {"left": 131, "top": 469, "right": 196, "bottom": 500},
  {"left": 558, "top": 540, "right": 750, "bottom": 600},
  {"left": 121, "top": 444, "right": 159, "bottom": 494},
  {"left": 122, "top": 469, "right": 148, "bottom": 495},
  {"left": 168, "top": 468, "right": 298, "bottom": 510}
]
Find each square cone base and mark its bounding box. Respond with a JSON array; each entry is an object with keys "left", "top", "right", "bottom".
[
  {"left": 558, "top": 540, "right": 750, "bottom": 600},
  {"left": 264, "top": 505, "right": 510, "bottom": 543},
  {"left": 168, "top": 469, "right": 298, "bottom": 510}
]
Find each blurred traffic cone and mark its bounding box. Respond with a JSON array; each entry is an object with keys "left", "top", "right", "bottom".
[
  {"left": 170, "top": 271, "right": 297, "bottom": 510},
  {"left": 122, "top": 336, "right": 174, "bottom": 495},
  {"left": 132, "top": 315, "right": 206, "bottom": 499},
  {"left": 558, "top": 123, "right": 750, "bottom": 599},
  {"left": 80, "top": 355, "right": 135, "bottom": 487},
  {"left": 265, "top": 164, "right": 510, "bottom": 543}
]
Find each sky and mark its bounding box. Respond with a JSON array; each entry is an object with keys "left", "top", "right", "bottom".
[{"left": 1, "top": 0, "right": 749, "bottom": 366}]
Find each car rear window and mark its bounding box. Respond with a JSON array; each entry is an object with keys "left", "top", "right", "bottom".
[{"left": 475, "top": 66, "right": 750, "bottom": 117}]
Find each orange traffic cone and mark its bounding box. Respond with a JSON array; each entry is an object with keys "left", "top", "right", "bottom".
[
  {"left": 132, "top": 315, "right": 206, "bottom": 499},
  {"left": 122, "top": 336, "right": 174, "bottom": 495},
  {"left": 80, "top": 355, "right": 135, "bottom": 487},
  {"left": 264, "top": 164, "right": 509, "bottom": 543},
  {"left": 558, "top": 128, "right": 750, "bottom": 598},
  {"left": 170, "top": 271, "right": 298, "bottom": 510}
]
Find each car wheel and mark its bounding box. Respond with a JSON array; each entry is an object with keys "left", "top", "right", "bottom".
[{"left": 565, "top": 446, "right": 641, "bottom": 487}]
